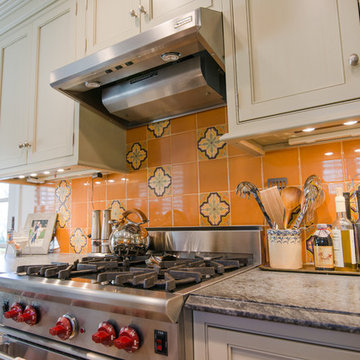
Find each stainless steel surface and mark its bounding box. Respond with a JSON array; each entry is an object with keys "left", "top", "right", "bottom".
[
  {"left": 0, "top": 227, "right": 262, "bottom": 359},
  {"left": 100, "top": 210, "right": 111, "bottom": 241},
  {"left": 91, "top": 210, "right": 101, "bottom": 253},
  {"left": 50, "top": 8, "right": 224, "bottom": 127},
  {"left": 102, "top": 52, "right": 225, "bottom": 124},
  {"left": 0, "top": 328, "right": 114, "bottom": 360},
  {"left": 148, "top": 226, "right": 262, "bottom": 265},
  {"left": 349, "top": 53, "right": 359, "bottom": 66}
]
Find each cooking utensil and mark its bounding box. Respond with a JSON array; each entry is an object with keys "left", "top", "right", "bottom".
[
  {"left": 267, "top": 177, "right": 288, "bottom": 192},
  {"left": 292, "top": 184, "right": 319, "bottom": 229},
  {"left": 109, "top": 208, "right": 149, "bottom": 256},
  {"left": 281, "top": 187, "right": 303, "bottom": 228},
  {"left": 302, "top": 175, "right": 324, "bottom": 225},
  {"left": 259, "top": 186, "right": 286, "bottom": 229},
  {"left": 236, "top": 181, "right": 273, "bottom": 228}
]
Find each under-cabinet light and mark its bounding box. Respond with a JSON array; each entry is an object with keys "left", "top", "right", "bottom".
[
  {"left": 30, "top": 173, "right": 37, "bottom": 177},
  {"left": 324, "top": 152, "right": 334, "bottom": 156},
  {"left": 43, "top": 171, "right": 50, "bottom": 175},
  {"left": 18, "top": 175, "right": 25, "bottom": 179},
  {"left": 108, "top": 179, "right": 115, "bottom": 183},
  {"left": 302, "top": 127, "right": 315, "bottom": 132},
  {"left": 355, "top": 149, "right": 360, "bottom": 153},
  {"left": 57, "top": 168, "right": 64, "bottom": 172},
  {"left": 344, "top": 120, "right": 358, "bottom": 126}
]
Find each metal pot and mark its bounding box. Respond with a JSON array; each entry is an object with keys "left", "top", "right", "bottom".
[{"left": 109, "top": 208, "right": 149, "bottom": 256}]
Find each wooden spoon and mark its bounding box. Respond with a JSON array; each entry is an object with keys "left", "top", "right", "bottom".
[{"left": 281, "top": 187, "right": 303, "bottom": 228}]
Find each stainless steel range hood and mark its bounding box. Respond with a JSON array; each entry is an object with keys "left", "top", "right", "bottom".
[{"left": 50, "top": 8, "right": 225, "bottom": 128}]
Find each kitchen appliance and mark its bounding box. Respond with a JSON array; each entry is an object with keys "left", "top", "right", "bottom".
[
  {"left": 0, "top": 226, "right": 261, "bottom": 360},
  {"left": 109, "top": 208, "right": 149, "bottom": 256},
  {"left": 50, "top": 8, "right": 225, "bottom": 127}
]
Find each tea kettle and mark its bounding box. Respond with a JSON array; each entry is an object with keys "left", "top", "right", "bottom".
[{"left": 109, "top": 208, "right": 149, "bottom": 257}]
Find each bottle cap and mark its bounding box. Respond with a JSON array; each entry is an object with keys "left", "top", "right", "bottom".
[{"left": 335, "top": 187, "right": 346, "bottom": 213}]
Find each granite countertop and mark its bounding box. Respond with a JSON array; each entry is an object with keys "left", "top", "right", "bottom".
[
  {"left": 185, "top": 268, "right": 360, "bottom": 333},
  {"left": 0, "top": 250, "right": 83, "bottom": 273}
]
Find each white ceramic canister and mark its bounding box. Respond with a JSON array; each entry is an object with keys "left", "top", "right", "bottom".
[{"left": 267, "top": 229, "right": 302, "bottom": 269}]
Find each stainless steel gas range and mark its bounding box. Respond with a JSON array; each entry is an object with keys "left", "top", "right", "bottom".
[{"left": 0, "top": 226, "right": 261, "bottom": 360}]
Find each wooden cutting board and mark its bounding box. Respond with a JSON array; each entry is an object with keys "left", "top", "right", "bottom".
[{"left": 260, "top": 186, "right": 285, "bottom": 229}]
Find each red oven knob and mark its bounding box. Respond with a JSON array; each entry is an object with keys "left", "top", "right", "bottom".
[
  {"left": 17, "top": 305, "right": 38, "bottom": 325},
  {"left": 3, "top": 303, "right": 23, "bottom": 321},
  {"left": 114, "top": 326, "right": 140, "bottom": 352},
  {"left": 92, "top": 321, "right": 116, "bottom": 346},
  {"left": 49, "top": 314, "right": 77, "bottom": 340}
]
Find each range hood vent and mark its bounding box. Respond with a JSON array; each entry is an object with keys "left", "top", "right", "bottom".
[{"left": 50, "top": 8, "right": 225, "bottom": 128}]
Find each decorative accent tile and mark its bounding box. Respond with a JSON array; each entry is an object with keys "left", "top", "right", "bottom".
[
  {"left": 110, "top": 200, "right": 126, "bottom": 221},
  {"left": 57, "top": 202, "right": 71, "bottom": 228},
  {"left": 126, "top": 142, "right": 147, "bottom": 171},
  {"left": 55, "top": 180, "right": 71, "bottom": 204},
  {"left": 148, "top": 166, "right": 172, "bottom": 197},
  {"left": 147, "top": 120, "right": 171, "bottom": 138},
  {"left": 197, "top": 126, "right": 227, "bottom": 160},
  {"left": 70, "top": 228, "right": 88, "bottom": 254},
  {"left": 200, "top": 192, "right": 230, "bottom": 226}
]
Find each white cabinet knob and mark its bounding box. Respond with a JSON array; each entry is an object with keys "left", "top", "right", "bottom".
[{"left": 349, "top": 53, "right": 359, "bottom": 66}]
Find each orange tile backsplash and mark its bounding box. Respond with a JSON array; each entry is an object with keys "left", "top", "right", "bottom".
[{"left": 48, "top": 106, "right": 360, "bottom": 254}]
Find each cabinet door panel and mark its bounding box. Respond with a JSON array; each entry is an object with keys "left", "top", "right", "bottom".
[
  {"left": 86, "top": 0, "right": 140, "bottom": 55},
  {"left": 0, "top": 28, "right": 30, "bottom": 169},
  {"left": 141, "top": 0, "right": 213, "bottom": 31},
  {"left": 234, "top": 0, "right": 360, "bottom": 122},
  {"left": 28, "top": 1, "right": 75, "bottom": 164},
  {"left": 207, "top": 327, "right": 359, "bottom": 360}
]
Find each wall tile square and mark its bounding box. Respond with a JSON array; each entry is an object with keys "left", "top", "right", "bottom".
[
  {"left": 149, "top": 197, "right": 172, "bottom": 227},
  {"left": 71, "top": 178, "right": 90, "bottom": 203},
  {"left": 200, "top": 191, "right": 230, "bottom": 226},
  {"left": 171, "top": 131, "right": 197, "bottom": 164},
  {"left": 148, "top": 166, "right": 172, "bottom": 198},
  {"left": 300, "top": 142, "right": 343, "bottom": 183},
  {"left": 229, "top": 155, "right": 262, "bottom": 191},
  {"left": 147, "top": 120, "right": 171, "bottom": 139},
  {"left": 197, "top": 107, "right": 226, "bottom": 128},
  {"left": 263, "top": 148, "right": 300, "bottom": 186},
  {"left": 172, "top": 162, "right": 198, "bottom": 195},
  {"left": 126, "top": 126, "right": 147, "bottom": 144},
  {"left": 173, "top": 194, "right": 199, "bottom": 226},
  {"left": 147, "top": 136, "right": 172, "bottom": 167},
  {"left": 127, "top": 170, "right": 148, "bottom": 199},
  {"left": 342, "top": 139, "right": 360, "bottom": 181},
  {"left": 197, "top": 125, "right": 227, "bottom": 160},
  {"left": 171, "top": 114, "right": 196, "bottom": 133},
  {"left": 230, "top": 191, "right": 264, "bottom": 225},
  {"left": 199, "top": 158, "right": 228, "bottom": 193},
  {"left": 106, "top": 174, "right": 126, "bottom": 200}
]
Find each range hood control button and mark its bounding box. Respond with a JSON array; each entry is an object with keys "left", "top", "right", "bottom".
[
  {"left": 49, "top": 314, "right": 78, "bottom": 340},
  {"left": 17, "top": 305, "right": 38, "bottom": 325},
  {"left": 92, "top": 321, "right": 116, "bottom": 346},
  {"left": 114, "top": 326, "right": 140, "bottom": 352},
  {"left": 3, "top": 303, "right": 23, "bottom": 321}
]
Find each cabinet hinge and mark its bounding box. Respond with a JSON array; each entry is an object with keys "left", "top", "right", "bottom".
[
  {"left": 73, "top": 133, "right": 75, "bottom": 146},
  {"left": 75, "top": 1, "right": 78, "bottom": 16},
  {"left": 85, "top": 38, "right": 87, "bottom": 53},
  {"left": 235, "top": 92, "right": 239, "bottom": 109}
]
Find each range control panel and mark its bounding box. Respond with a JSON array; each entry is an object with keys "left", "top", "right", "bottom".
[{"left": 154, "top": 330, "right": 168, "bottom": 356}]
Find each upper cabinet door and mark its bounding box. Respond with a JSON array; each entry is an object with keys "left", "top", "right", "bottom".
[
  {"left": 233, "top": 0, "right": 360, "bottom": 122},
  {"left": 85, "top": 0, "right": 140, "bottom": 55},
  {"left": 28, "top": 0, "right": 76, "bottom": 164},
  {"left": 0, "top": 26, "right": 31, "bottom": 170},
  {"left": 141, "top": 0, "right": 213, "bottom": 31}
]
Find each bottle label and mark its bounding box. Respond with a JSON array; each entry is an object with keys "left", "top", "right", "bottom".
[
  {"left": 314, "top": 246, "right": 334, "bottom": 269},
  {"left": 349, "top": 229, "right": 356, "bottom": 264},
  {"left": 332, "top": 229, "right": 344, "bottom": 267}
]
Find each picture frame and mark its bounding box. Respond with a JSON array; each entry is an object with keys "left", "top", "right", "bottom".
[{"left": 22, "top": 213, "right": 57, "bottom": 255}]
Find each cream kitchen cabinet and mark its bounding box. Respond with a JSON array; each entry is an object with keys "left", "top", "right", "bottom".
[
  {"left": 0, "top": 0, "right": 126, "bottom": 179},
  {"left": 81, "top": 0, "right": 221, "bottom": 56},
  {"left": 193, "top": 311, "right": 360, "bottom": 360},
  {"left": 222, "top": 0, "right": 360, "bottom": 152}
]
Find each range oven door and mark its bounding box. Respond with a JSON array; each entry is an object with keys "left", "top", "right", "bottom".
[{"left": 0, "top": 327, "right": 114, "bottom": 360}]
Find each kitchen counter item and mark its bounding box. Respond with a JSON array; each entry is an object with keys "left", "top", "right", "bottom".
[
  {"left": 267, "top": 228, "right": 302, "bottom": 269},
  {"left": 236, "top": 181, "right": 273, "bottom": 228},
  {"left": 293, "top": 184, "right": 319, "bottom": 229},
  {"left": 91, "top": 210, "right": 101, "bottom": 253},
  {"left": 281, "top": 186, "right": 303, "bottom": 228},
  {"left": 0, "top": 226, "right": 262, "bottom": 360},
  {"left": 101, "top": 209, "right": 111, "bottom": 254},
  {"left": 267, "top": 177, "right": 287, "bottom": 192},
  {"left": 259, "top": 186, "right": 285, "bottom": 229},
  {"left": 109, "top": 208, "right": 149, "bottom": 256}
]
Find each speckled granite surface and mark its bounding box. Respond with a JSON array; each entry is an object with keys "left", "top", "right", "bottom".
[{"left": 185, "top": 268, "right": 360, "bottom": 333}]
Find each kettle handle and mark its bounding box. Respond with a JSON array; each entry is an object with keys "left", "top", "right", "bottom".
[{"left": 122, "top": 208, "right": 148, "bottom": 225}]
